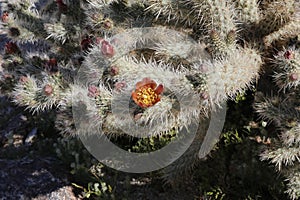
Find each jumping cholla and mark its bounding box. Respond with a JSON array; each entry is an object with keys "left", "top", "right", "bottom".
[
  {"left": 0, "top": 0, "right": 299, "bottom": 198},
  {"left": 255, "top": 47, "right": 300, "bottom": 199}
]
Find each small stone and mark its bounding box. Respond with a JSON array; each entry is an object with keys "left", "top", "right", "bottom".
[
  {"left": 261, "top": 121, "right": 267, "bottom": 127},
  {"left": 25, "top": 128, "right": 38, "bottom": 145}
]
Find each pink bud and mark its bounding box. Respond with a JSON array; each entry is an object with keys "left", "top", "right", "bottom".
[
  {"left": 1, "top": 11, "right": 9, "bottom": 23},
  {"left": 199, "top": 64, "right": 208, "bottom": 73},
  {"left": 200, "top": 92, "right": 209, "bottom": 100},
  {"left": 44, "top": 84, "right": 53, "bottom": 96},
  {"left": 103, "top": 19, "right": 113, "bottom": 29},
  {"left": 19, "top": 76, "right": 29, "bottom": 83},
  {"left": 101, "top": 40, "right": 114, "bottom": 58},
  {"left": 289, "top": 73, "right": 298, "bottom": 81},
  {"left": 110, "top": 66, "right": 119, "bottom": 76},
  {"left": 114, "top": 81, "right": 126, "bottom": 92},
  {"left": 88, "top": 85, "right": 100, "bottom": 97},
  {"left": 284, "top": 50, "right": 294, "bottom": 60}
]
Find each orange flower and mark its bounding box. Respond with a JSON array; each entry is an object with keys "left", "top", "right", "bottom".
[{"left": 131, "top": 78, "right": 163, "bottom": 108}]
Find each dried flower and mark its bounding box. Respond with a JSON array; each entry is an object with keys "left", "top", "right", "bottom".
[
  {"left": 46, "top": 58, "right": 58, "bottom": 73},
  {"left": 56, "top": 0, "right": 68, "bottom": 13},
  {"left": 81, "top": 36, "right": 92, "bottom": 51},
  {"left": 131, "top": 78, "right": 163, "bottom": 108},
  {"left": 5, "top": 42, "right": 20, "bottom": 54}
]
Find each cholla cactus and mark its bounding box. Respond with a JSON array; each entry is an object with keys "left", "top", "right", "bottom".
[
  {"left": 258, "top": 0, "right": 296, "bottom": 35},
  {"left": 4, "top": 0, "right": 300, "bottom": 193},
  {"left": 1, "top": 1, "right": 262, "bottom": 134},
  {"left": 251, "top": 1, "right": 300, "bottom": 198},
  {"left": 255, "top": 46, "right": 300, "bottom": 199}
]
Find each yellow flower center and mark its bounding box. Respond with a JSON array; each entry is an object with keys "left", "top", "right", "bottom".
[{"left": 136, "top": 87, "right": 159, "bottom": 107}]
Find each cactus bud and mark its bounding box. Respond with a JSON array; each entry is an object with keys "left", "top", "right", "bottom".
[
  {"left": 289, "top": 73, "right": 298, "bottom": 81},
  {"left": 88, "top": 85, "right": 100, "bottom": 97},
  {"left": 284, "top": 50, "right": 294, "bottom": 60},
  {"left": 44, "top": 84, "right": 53, "bottom": 96},
  {"left": 101, "top": 40, "right": 114, "bottom": 58},
  {"left": 110, "top": 66, "right": 119, "bottom": 76},
  {"left": 102, "top": 18, "right": 113, "bottom": 29},
  {"left": 200, "top": 92, "right": 209, "bottom": 100},
  {"left": 199, "top": 64, "right": 208, "bottom": 73},
  {"left": 19, "top": 76, "right": 29, "bottom": 83},
  {"left": 114, "top": 81, "right": 127, "bottom": 92},
  {"left": 1, "top": 11, "right": 9, "bottom": 23},
  {"left": 226, "top": 30, "right": 236, "bottom": 45}
]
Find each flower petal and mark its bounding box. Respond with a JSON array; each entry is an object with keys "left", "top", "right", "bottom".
[{"left": 155, "top": 84, "right": 164, "bottom": 94}]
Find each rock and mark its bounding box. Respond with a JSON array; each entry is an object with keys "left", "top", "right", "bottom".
[
  {"left": 32, "top": 186, "right": 78, "bottom": 200},
  {"left": 0, "top": 156, "right": 79, "bottom": 200},
  {"left": 25, "top": 128, "right": 38, "bottom": 145}
]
